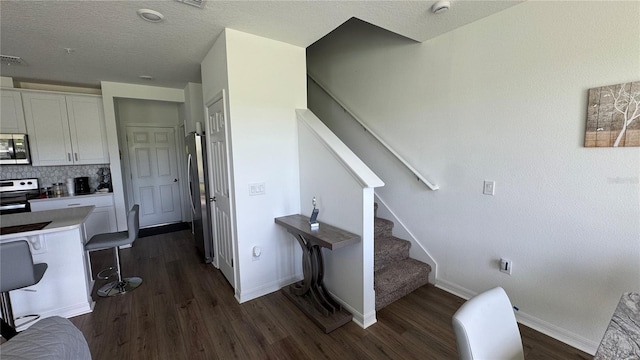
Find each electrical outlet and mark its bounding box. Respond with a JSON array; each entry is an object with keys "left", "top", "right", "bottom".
[
  {"left": 483, "top": 180, "right": 495, "bottom": 196},
  {"left": 252, "top": 246, "right": 261, "bottom": 261},
  {"left": 500, "top": 257, "right": 512, "bottom": 275}
]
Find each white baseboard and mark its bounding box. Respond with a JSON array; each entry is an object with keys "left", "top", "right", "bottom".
[
  {"left": 239, "top": 278, "right": 377, "bottom": 330},
  {"left": 16, "top": 302, "right": 94, "bottom": 331},
  {"left": 237, "top": 275, "right": 300, "bottom": 303},
  {"left": 435, "top": 278, "right": 475, "bottom": 300},
  {"left": 516, "top": 311, "right": 598, "bottom": 355},
  {"left": 329, "top": 291, "right": 377, "bottom": 329},
  {"left": 435, "top": 279, "right": 598, "bottom": 356}
]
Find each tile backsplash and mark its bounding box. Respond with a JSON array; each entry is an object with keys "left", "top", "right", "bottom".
[{"left": 0, "top": 164, "right": 110, "bottom": 191}]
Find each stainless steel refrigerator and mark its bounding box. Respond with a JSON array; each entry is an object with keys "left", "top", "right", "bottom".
[{"left": 186, "top": 132, "right": 213, "bottom": 263}]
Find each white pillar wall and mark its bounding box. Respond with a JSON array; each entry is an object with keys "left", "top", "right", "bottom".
[{"left": 201, "top": 29, "right": 307, "bottom": 302}]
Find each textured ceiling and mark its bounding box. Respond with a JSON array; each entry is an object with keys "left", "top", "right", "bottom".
[{"left": 0, "top": 0, "right": 521, "bottom": 89}]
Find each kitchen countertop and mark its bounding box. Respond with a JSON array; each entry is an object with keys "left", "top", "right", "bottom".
[
  {"left": 0, "top": 206, "right": 94, "bottom": 240},
  {"left": 29, "top": 192, "right": 112, "bottom": 203}
]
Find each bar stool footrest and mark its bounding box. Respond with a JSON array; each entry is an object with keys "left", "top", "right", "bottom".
[
  {"left": 97, "top": 277, "right": 143, "bottom": 297},
  {"left": 14, "top": 314, "right": 40, "bottom": 328},
  {"left": 97, "top": 267, "right": 117, "bottom": 280}
]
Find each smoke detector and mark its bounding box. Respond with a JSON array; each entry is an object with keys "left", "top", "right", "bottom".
[
  {"left": 431, "top": 1, "right": 451, "bottom": 14},
  {"left": 0, "top": 55, "right": 26, "bottom": 66}
]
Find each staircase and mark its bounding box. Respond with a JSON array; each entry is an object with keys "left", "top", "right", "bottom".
[{"left": 374, "top": 206, "right": 431, "bottom": 310}]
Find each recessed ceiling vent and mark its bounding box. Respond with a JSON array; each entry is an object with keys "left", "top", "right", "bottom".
[
  {"left": 176, "top": 0, "right": 205, "bottom": 9},
  {"left": 0, "top": 55, "right": 26, "bottom": 66}
]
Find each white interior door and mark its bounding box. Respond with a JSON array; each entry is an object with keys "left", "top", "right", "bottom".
[
  {"left": 127, "top": 126, "right": 182, "bottom": 227},
  {"left": 206, "top": 96, "right": 235, "bottom": 287}
]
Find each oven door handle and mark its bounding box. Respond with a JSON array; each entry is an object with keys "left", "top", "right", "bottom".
[{"left": 0, "top": 203, "right": 27, "bottom": 211}]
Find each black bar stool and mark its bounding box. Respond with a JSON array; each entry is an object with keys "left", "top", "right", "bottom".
[
  {"left": 0, "top": 240, "right": 48, "bottom": 330},
  {"left": 85, "top": 204, "right": 141, "bottom": 297}
]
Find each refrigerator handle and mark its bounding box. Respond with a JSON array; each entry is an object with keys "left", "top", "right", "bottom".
[{"left": 187, "top": 153, "right": 196, "bottom": 213}]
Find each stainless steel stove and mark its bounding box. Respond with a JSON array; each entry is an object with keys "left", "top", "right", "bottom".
[{"left": 0, "top": 178, "right": 40, "bottom": 214}]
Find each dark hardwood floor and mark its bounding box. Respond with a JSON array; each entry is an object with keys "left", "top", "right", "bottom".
[{"left": 71, "top": 230, "right": 591, "bottom": 359}]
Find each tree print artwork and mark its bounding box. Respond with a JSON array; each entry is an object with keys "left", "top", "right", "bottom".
[{"left": 585, "top": 81, "right": 640, "bottom": 147}]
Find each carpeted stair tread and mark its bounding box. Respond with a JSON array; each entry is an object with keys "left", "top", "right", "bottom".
[
  {"left": 374, "top": 217, "right": 394, "bottom": 239},
  {"left": 374, "top": 235, "right": 410, "bottom": 272},
  {"left": 374, "top": 258, "right": 431, "bottom": 310}
]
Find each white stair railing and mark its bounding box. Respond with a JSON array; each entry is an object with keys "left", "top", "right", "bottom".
[{"left": 308, "top": 73, "right": 439, "bottom": 191}]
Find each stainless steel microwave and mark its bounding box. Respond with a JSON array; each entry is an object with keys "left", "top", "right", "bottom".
[{"left": 0, "top": 134, "right": 31, "bottom": 165}]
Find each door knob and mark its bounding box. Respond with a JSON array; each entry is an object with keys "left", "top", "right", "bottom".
[
  {"left": 174, "top": 178, "right": 178, "bottom": 182},
  {"left": 210, "top": 197, "right": 216, "bottom": 202}
]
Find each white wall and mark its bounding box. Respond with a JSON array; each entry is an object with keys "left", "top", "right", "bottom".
[
  {"left": 201, "top": 29, "right": 307, "bottom": 302},
  {"left": 307, "top": 1, "right": 640, "bottom": 354},
  {"left": 101, "top": 82, "right": 185, "bottom": 230},
  {"left": 182, "top": 82, "right": 204, "bottom": 135},
  {"left": 116, "top": 98, "right": 180, "bottom": 126}
]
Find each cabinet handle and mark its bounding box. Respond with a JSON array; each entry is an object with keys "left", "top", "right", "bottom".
[
  {"left": 67, "top": 203, "right": 82, "bottom": 206},
  {"left": 74, "top": 153, "right": 78, "bottom": 161},
  {"left": 68, "top": 153, "right": 72, "bottom": 161}
]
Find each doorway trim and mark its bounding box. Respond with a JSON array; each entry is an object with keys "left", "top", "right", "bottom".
[
  {"left": 101, "top": 82, "right": 185, "bottom": 231},
  {"left": 205, "top": 89, "right": 239, "bottom": 295}
]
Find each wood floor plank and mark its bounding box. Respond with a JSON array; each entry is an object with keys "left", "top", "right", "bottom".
[
  {"left": 152, "top": 293, "right": 188, "bottom": 360},
  {"left": 175, "top": 298, "right": 219, "bottom": 359},
  {"left": 69, "top": 229, "right": 592, "bottom": 360}
]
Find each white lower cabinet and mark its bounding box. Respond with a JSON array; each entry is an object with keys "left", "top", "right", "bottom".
[{"left": 29, "top": 194, "right": 117, "bottom": 240}]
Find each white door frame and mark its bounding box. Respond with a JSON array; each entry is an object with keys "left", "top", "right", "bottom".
[{"left": 205, "top": 89, "right": 238, "bottom": 292}]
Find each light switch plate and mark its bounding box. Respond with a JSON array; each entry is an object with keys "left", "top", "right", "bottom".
[{"left": 249, "top": 182, "right": 266, "bottom": 196}]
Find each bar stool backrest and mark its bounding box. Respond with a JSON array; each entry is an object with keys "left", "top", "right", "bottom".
[
  {"left": 0, "top": 241, "right": 41, "bottom": 292},
  {"left": 128, "top": 204, "right": 140, "bottom": 244}
]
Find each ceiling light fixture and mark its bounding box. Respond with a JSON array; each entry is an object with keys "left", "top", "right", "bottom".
[
  {"left": 139, "top": 75, "right": 154, "bottom": 80},
  {"left": 431, "top": 1, "right": 450, "bottom": 14},
  {"left": 137, "top": 9, "right": 164, "bottom": 23}
]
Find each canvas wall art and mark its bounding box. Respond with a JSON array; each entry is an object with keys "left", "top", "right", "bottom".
[{"left": 585, "top": 80, "right": 640, "bottom": 147}]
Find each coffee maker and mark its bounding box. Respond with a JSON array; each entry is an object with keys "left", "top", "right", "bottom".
[{"left": 74, "top": 177, "right": 90, "bottom": 195}]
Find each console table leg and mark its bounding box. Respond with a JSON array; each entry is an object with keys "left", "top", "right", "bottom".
[
  {"left": 291, "top": 234, "right": 332, "bottom": 316},
  {"left": 313, "top": 245, "right": 342, "bottom": 312},
  {"left": 291, "top": 234, "right": 312, "bottom": 296},
  {"left": 275, "top": 215, "right": 356, "bottom": 333}
]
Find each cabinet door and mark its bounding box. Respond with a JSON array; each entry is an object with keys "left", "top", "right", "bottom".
[
  {"left": 0, "top": 90, "right": 27, "bottom": 133},
  {"left": 22, "top": 92, "right": 73, "bottom": 165},
  {"left": 66, "top": 96, "right": 109, "bottom": 164}
]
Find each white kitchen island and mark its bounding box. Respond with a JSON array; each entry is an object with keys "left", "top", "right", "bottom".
[{"left": 0, "top": 206, "right": 96, "bottom": 330}]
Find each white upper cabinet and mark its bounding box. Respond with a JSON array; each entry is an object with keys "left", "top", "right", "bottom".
[
  {"left": 23, "top": 92, "right": 109, "bottom": 166},
  {"left": 0, "top": 89, "right": 27, "bottom": 133},
  {"left": 66, "top": 96, "right": 109, "bottom": 164}
]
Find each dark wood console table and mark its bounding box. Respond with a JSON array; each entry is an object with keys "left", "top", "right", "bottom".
[{"left": 275, "top": 214, "right": 360, "bottom": 333}]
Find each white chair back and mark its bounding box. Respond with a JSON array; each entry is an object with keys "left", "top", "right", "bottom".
[{"left": 452, "top": 286, "right": 524, "bottom": 360}]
